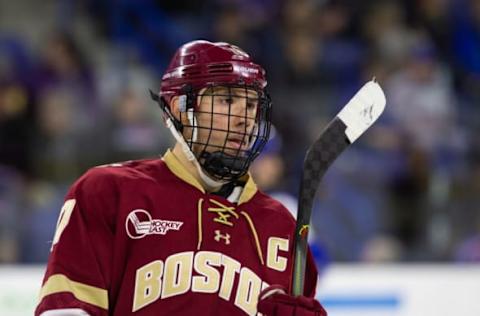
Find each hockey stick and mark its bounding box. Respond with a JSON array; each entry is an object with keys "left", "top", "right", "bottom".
[{"left": 291, "top": 79, "right": 386, "bottom": 296}]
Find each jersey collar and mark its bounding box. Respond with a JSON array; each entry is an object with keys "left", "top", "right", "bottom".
[{"left": 162, "top": 149, "right": 258, "bottom": 205}]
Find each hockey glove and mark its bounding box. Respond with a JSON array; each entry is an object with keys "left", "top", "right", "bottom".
[{"left": 257, "top": 285, "right": 327, "bottom": 316}]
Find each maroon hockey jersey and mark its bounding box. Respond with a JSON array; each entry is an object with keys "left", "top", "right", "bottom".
[{"left": 36, "top": 150, "right": 318, "bottom": 316}]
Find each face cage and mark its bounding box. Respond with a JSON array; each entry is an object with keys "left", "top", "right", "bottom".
[{"left": 160, "top": 84, "right": 272, "bottom": 182}]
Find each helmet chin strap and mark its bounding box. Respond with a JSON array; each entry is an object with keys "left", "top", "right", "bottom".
[{"left": 166, "top": 117, "right": 227, "bottom": 190}]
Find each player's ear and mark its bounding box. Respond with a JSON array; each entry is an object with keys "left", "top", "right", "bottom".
[{"left": 169, "top": 96, "right": 181, "bottom": 120}]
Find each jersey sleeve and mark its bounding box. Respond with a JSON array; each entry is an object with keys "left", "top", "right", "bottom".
[{"left": 35, "top": 169, "right": 117, "bottom": 316}]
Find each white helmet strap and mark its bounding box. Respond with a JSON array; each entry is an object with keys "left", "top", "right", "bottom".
[{"left": 166, "top": 116, "right": 226, "bottom": 190}]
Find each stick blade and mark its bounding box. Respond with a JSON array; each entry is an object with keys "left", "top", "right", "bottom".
[{"left": 337, "top": 80, "right": 386, "bottom": 143}]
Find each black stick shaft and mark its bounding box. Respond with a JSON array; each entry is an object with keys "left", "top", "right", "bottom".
[{"left": 291, "top": 118, "right": 350, "bottom": 296}]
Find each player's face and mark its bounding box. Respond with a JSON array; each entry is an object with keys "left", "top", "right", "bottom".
[{"left": 192, "top": 86, "right": 259, "bottom": 156}]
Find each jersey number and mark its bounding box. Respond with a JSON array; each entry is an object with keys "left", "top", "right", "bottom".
[{"left": 51, "top": 199, "right": 76, "bottom": 251}]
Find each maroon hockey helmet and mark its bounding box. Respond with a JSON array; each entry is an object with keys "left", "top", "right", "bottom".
[
  {"left": 159, "top": 40, "right": 268, "bottom": 106},
  {"left": 151, "top": 40, "right": 272, "bottom": 182}
]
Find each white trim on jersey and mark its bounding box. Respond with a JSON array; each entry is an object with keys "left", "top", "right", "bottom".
[{"left": 40, "top": 309, "right": 91, "bottom": 316}]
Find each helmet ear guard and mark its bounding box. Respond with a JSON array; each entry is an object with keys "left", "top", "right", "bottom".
[
  {"left": 178, "top": 95, "right": 187, "bottom": 112},
  {"left": 150, "top": 89, "right": 184, "bottom": 133},
  {"left": 178, "top": 84, "right": 195, "bottom": 112},
  {"left": 150, "top": 83, "right": 197, "bottom": 133}
]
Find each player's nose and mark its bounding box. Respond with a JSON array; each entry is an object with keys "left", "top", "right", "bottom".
[{"left": 230, "top": 102, "right": 251, "bottom": 127}]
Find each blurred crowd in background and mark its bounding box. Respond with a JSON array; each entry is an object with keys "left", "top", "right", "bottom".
[{"left": 1, "top": 0, "right": 480, "bottom": 265}]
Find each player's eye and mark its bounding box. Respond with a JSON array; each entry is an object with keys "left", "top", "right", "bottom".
[
  {"left": 246, "top": 100, "right": 257, "bottom": 110},
  {"left": 218, "top": 96, "right": 234, "bottom": 105}
]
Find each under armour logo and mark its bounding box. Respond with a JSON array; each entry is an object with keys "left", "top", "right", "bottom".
[{"left": 214, "top": 230, "right": 231, "bottom": 245}]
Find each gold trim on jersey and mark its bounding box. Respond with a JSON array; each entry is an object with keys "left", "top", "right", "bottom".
[
  {"left": 237, "top": 176, "right": 257, "bottom": 205},
  {"left": 240, "top": 211, "right": 265, "bottom": 265},
  {"left": 197, "top": 198, "right": 204, "bottom": 250},
  {"left": 162, "top": 150, "right": 258, "bottom": 205},
  {"left": 162, "top": 150, "right": 206, "bottom": 193},
  {"left": 208, "top": 199, "right": 239, "bottom": 226},
  {"left": 39, "top": 274, "right": 108, "bottom": 310}
]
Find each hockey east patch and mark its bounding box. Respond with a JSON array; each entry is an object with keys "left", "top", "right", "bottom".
[{"left": 125, "top": 209, "right": 183, "bottom": 239}]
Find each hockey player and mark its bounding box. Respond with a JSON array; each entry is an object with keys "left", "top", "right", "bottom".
[{"left": 36, "top": 40, "right": 327, "bottom": 316}]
